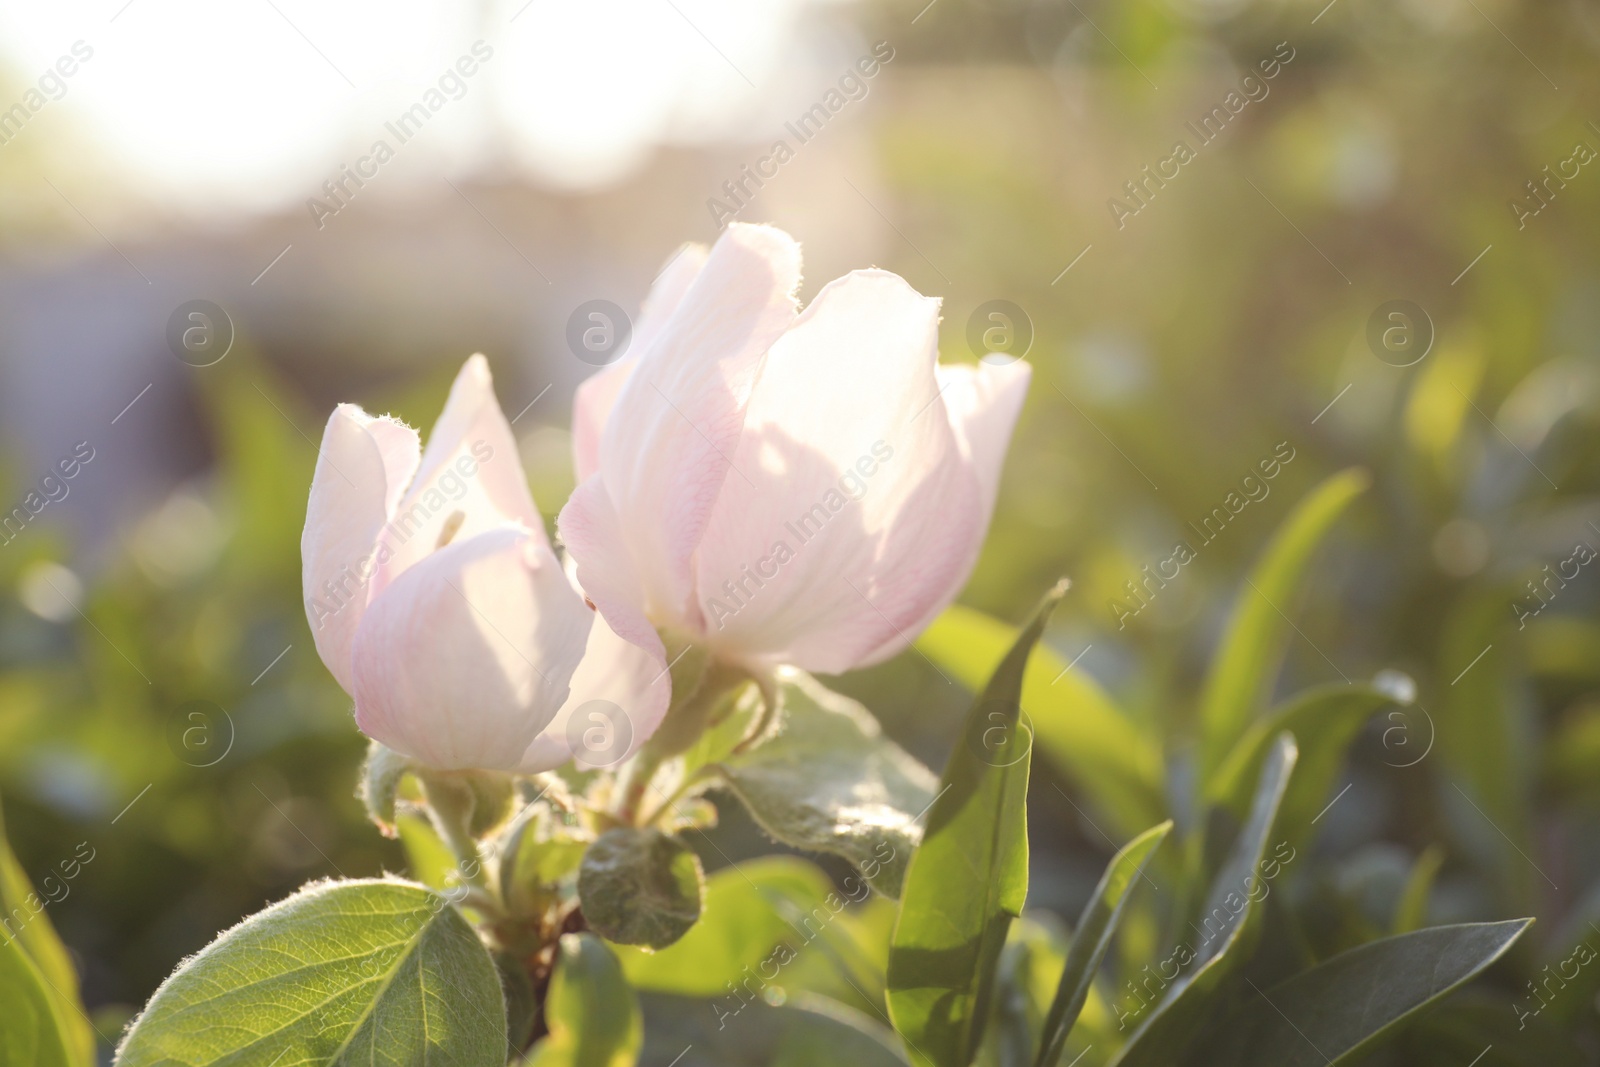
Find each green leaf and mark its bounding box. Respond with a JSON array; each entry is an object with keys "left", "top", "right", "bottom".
[
  {"left": 1439, "top": 586, "right": 1532, "bottom": 910},
  {"left": 359, "top": 740, "right": 415, "bottom": 833},
  {"left": 0, "top": 928, "right": 74, "bottom": 1067},
  {"left": 1110, "top": 736, "right": 1298, "bottom": 1067},
  {"left": 0, "top": 795, "right": 94, "bottom": 1067},
  {"left": 578, "top": 828, "right": 703, "bottom": 949},
  {"left": 1207, "top": 919, "right": 1532, "bottom": 1066},
  {"left": 500, "top": 808, "right": 588, "bottom": 918},
  {"left": 524, "top": 934, "right": 642, "bottom": 1067},
  {"left": 916, "top": 603, "right": 1164, "bottom": 840},
  {"left": 986, "top": 916, "right": 1070, "bottom": 1067},
  {"left": 616, "top": 857, "right": 832, "bottom": 997},
  {"left": 114, "top": 878, "right": 506, "bottom": 1066},
  {"left": 1197, "top": 468, "right": 1368, "bottom": 781},
  {"left": 638, "top": 991, "right": 910, "bottom": 1066},
  {"left": 1392, "top": 846, "right": 1445, "bottom": 934},
  {"left": 1035, "top": 821, "right": 1172, "bottom": 1067},
  {"left": 1205, "top": 684, "right": 1393, "bottom": 851},
  {"left": 888, "top": 581, "right": 1066, "bottom": 1067},
  {"left": 396, "top": 812, "right": 458, "bottom": 891},
  {"left": 716, "top": 669, "right": 938, "bottom": 897}
]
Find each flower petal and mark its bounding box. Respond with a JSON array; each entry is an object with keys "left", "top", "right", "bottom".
[
  {"left": 691, "top": 269, "right": 991, "bottom": 674},
  {"left": 557, "top": 474, "right": 667, "bottom": 677},
  {"left": 592, "top": 223, "right": 800, "bottom": 631},
  {"left": 350, "top": 526, "right": 592, "bottom": 771},
  {"left": 371, "top": 355, "right": 544, "bottom": 600},
  {"left": 301, "top": 404, "right": 420, "bottom": 694},
  {"left": 572, "top": 243, "right": 709, "bottom": 484},
  {"left": 520, "top": 588, "right": 670, "bottom": 773},
  {"left": 853, "top": 357, "right": 1031, "bottom": 666}
]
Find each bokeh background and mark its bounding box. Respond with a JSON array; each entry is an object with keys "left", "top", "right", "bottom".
[{"left": 2, "top": 0, "right": 1598, "bottom": 1058}]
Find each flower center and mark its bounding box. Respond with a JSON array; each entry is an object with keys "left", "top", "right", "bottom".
[{"left": 435, "top": 510, "right": 466, "bottom": 549}]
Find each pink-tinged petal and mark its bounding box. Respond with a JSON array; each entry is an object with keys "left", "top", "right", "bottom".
[
  {"left": 302, "top": 404, "right": 420, "bottom": 694},
  {"left": 572, "top": 243, "right": 710, "bottom": 484},
  {"left": 852, "top": 358, "right": 1031, "bottom": 666},
  {"left": 520, "top": 594, "right": 670, "bottom": 773},
  {"left": 692, "top": 269, "right": 988, "bottom": 674},
  {"left": 571, "top": 363, "right": 630, "bottom": 488},
  {"left": 557, "top": 475, "right": 667, "bottom": 674},
  {"left": 350, "top": 526, "right": 591, "bottom": 771},
  {"left": 371, "top": 355, "right": 544, "bottom": 600},
  {"left": 594, "top": 223, "right": 800, "bottom": 631}
]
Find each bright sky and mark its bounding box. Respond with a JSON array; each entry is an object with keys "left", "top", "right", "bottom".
[{"left": 0, "top": 0, "right": 808, "bottom": 211}]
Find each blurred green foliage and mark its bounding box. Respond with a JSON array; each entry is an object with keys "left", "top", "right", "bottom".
[{"left": 2, "top": 0, "right": 1600, "bottom": 1061}]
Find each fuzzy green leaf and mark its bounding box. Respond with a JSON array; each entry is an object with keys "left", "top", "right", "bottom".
[
  {"left": 887, "top": 582, "right": 1066, "bottom": 1067},
  {"left": 616, "top": 856, "right": 833, "bottom": 997},
  {"left": 114, "top": 878, "right": 506, "bottom": 1067},
  {"left": 716, "top": 669, "right": 937, "bottom": 898},
  {"left": 525, "top": 934, "right": 642, "bottom": 1067},
  {"left": 578, "top": 828, "right": 703, "bottom": 949}
]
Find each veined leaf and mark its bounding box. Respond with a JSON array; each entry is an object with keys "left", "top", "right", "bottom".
[
  {"left": 0, "top": 794, "right": 93, "bottom": 1067},
  {"left": 115, "top": 878, "right": 506, "bottom": 1066},
  {"left": 525, "top": 934, "right": 641, "bottom": 1067},
  {"left": 916, "top": 604, "right": 1164, "bottom": 840},
  {"left": 1110, "top": 736, "right": 1298, "bottom": 1067},
  {"left": 1197, "top": 469, "right": 1368, "bottom": 782},
  {"left": 615, "top": 857, "right": 832, "bottom": 997},
  {"left": 1035, "top": 821, "right": 1172, "bottom": 1067},
  {"left": 1206, "top": 685, "right": 1393, "bottom": 851},
  {"left": 716, "top": 669, "right": 937, "bottom": 897},
  {"left": 887, "top": 581, "right": 1066, "bottom": 1067},
  {"left": 500, "top": 805, "right": 587, "bottom": 918},
  {"left": 0, "top": 926, "right": 74, "bottom": 1067},
  {"left": 578, "top": 828, "right": 703, "bottom": 950},
  {"left": 1206, "top": 920, "right": 1531, "bottom": 1066}
]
